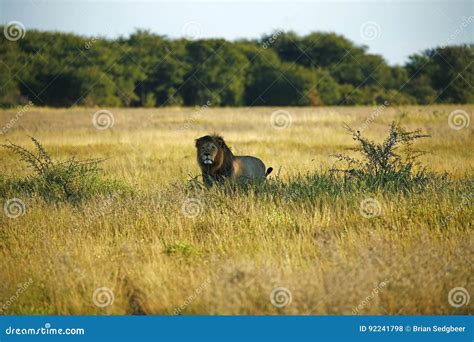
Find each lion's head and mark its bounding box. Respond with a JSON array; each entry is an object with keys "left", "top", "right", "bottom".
[
  {"left": 195, "top": 136, "right": 219, "bottom": 165},
  {"left": 195, "top": 135, "right": 233, "bottom": 172}
]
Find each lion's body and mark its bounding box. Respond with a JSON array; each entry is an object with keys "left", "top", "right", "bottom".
[
  {"left": 232, "top": 156, "right": 266, "bottom": 179},
  {"left": 195, "top": 135, "right": 272, "bottom": 187}
]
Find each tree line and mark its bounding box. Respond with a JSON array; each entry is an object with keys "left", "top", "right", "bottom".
[{"left": 0, "top": 29, "right": 473, "bottom": 107}]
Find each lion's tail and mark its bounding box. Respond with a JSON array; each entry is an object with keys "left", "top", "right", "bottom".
[{"left": 265, "top": 167, "right": 273, "bottom": 177}]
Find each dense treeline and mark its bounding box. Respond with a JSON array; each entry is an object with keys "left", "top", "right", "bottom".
[{"left": 0, "top": 29, "right": 473, "bottom": 107}]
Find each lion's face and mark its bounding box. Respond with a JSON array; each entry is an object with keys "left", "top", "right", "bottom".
[{"left": 197, "top": 141, "right": 219, "bottom": 165}]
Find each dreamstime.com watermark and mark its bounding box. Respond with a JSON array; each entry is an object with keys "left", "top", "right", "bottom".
[
  {"left": 441, "top": 192, "right": 472, "bottom": 225},
  {"left": 181, "top": 197, "right": 204, "bottom": 218},
  {"left": 76, "top": 193, "right": 121, "bottom": 229},
  {"left": 271, "top": 110, "right": 292, "bottom": 130},
  {"left": 5, "top": 323, "right": 85, "bottom": 336},
  {"left": 359, "top": 198, "right": 382, "bottom": 218},
  {"left": 174, "top": 279, "right": 211, "bottom": 314},
  {"left": 270, "top": 287, "right": 292, "bottom": 308},
  {"left": 180, "top": 100, "right": 211, "bottom": 130},
  {"left": 3, "top": 198, "right": 27, "bottom": 219},
  {"left": 440, "top": 16, "right": 474, "bottom": 48},
  {"left": 181, "top": 21, "right": 202, "bottom": 40},
  {"left": 448, "top": 109, "right": 470, "bottom": 130},
  {"left": 3, "top": 21, "right": 26, "bottom": 41},
  {"left": 83, "top": 35, "right": 102, "bottom": 50},
  {"left": 0, "top": 278, "right": 33, "bottom": 313},
  {"left": 359, "top": 21, "right": 381, "bottom": 42},
  {"left": 92, "top": 287, "right": 115, "bottom": 308},
  {"left": 356, "top": 100, "right": 390, "bottom": 134},
  {"left": 448, "top": 287, "right": 470, "bottom": 308},
  {"left": 92, "top": 109, "right": 115, "bottom": 130},
  {"left": 262, "top": 30, "right": 283, "bottom": 49},
  {"left": 0, "top": 101, "right": 34, "bottom": 135},
  {"left": 352, "top": 280, "right": 389, "bottom": 314}
]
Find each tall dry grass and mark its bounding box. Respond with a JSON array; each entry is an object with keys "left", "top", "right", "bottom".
[{"left": 0, "top": 105, "right": 472, "bottom": 315}]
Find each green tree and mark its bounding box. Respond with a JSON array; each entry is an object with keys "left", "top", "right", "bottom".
[
  {"left": 182, "top": 40, "right": 248, "bottom": 106},
  {"left": 314, "top": 69, "right": 341, "bottom": 105},
  {"left": 0, "top": 37, "right": 23, "bottom": 106},
  {"left": 430, "top": 46, "right": 474, "bottom": 103},
  {"left": 0, "top": 28, "right": 472, "bottom": 107}
]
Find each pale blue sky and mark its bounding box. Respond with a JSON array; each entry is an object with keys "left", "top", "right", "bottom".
[{"left": 1, "top": 0, "right": 473, "bottom": 65}]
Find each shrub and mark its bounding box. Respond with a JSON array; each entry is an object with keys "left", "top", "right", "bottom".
[
  {"left": 331, "top": 122, "right": 441, "bottom": 191},
  {"left": 1, "top": 137, "right": 125, "bottom": 203}
]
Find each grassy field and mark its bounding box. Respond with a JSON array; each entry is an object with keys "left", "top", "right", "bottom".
[{"left": 0, "top": 105, "right": 472, "bottom": 315}]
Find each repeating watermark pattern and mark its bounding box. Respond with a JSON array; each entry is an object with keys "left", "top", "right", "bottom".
[
  {"left": 0, "top": 278, "right": 34, "bottom": 313},
  {"left": 271, "top": 109, "right": 292, "bottom": 130},
  {"left": 59, "top": 254, "right": 87, "bottom": 280},
  {"left": 441, "top": 192, "right": 472, "bottom": 225},
  {"left": 356, "top": 100, "right": 389, "bottom": 134},
  {"left": 440, "top": 16, "right": 474, "bottom": 48},
  {"left": 352, "top": 280, "right": 389, "bottom": 314},
  {"left": 174, "top": 279, "right": 211, "bottom": 315},
  {"left": 180, "top": 100, "right": 211, "bottom": 130},
  {"left": 78, "top": 194, "right": 120, "bottom": 229},
  {"left": 262, "top": 30, "right": 283, "bottom": 49},
  {"left": 283, "top": 189, "right": 301, "bottom": 201},
  {"left": 448, "top": 109, "right": 470, "bottom": 130},
  {"left": 181, "top": 197, "right": 204, "bottom": 218},
  {"left": 448, "top": 287, "right": 470, "bottom": 308},
  {"left": 92, "top": 287, "right": 114, "bottom": 308},
  {"left": 359, "top": 198, "right": 382, "bottom": 218},
  {"left": 359, "top": 21, "right": 382, "bottom": 42},
  {"left": 4, "top": 198, "right": 27, "bottom": 219},
  {"left": 270, "top": 287, "right": 292, "bottom": 308},
  {"left": 83, "top": 36, "right": 98, "bottom": 50},
  {"left": 0, "top": 101, "right": 34, "bottom": 135},
  {"left": 92, "top": 109, "right": 115, "bottom": 130},
  {"left": 4, "top": 21, "right": 26, "bottom": 41},
  {"left": 181, "top": 21, "right": 202, "bottom": 40}
]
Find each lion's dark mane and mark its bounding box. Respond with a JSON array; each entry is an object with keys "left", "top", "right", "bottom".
[{"left": 195, "top": 135, "right": 235, "bottom": 186}]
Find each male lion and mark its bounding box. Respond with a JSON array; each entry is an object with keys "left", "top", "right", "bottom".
[{"left": 195, "top": 134, "right": 273, "bottom": 187}]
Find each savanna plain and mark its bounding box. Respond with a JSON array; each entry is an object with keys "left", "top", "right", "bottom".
[{"left": 0, "top": 105, "right": 472, "bottom": 315}]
